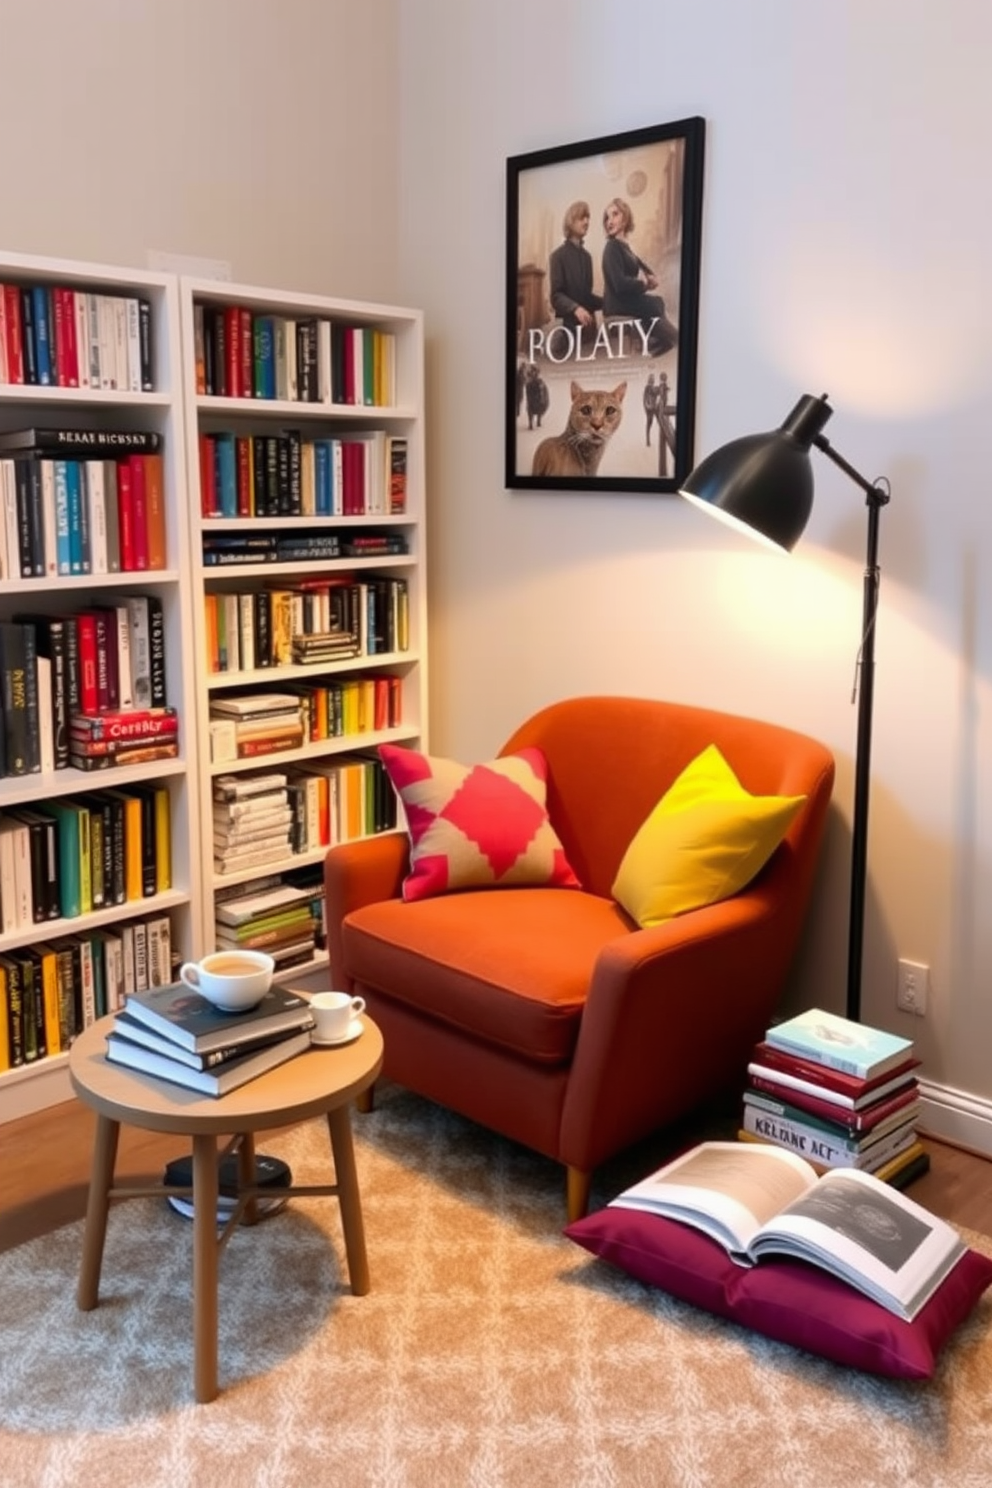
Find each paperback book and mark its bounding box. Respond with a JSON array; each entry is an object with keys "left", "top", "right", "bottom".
[
  {"left": 765, "top": 1008, "right": 914, "bottom": 1082},
  {"left": 612, "top": 1141, "right": 964, "bottom": 1320}
]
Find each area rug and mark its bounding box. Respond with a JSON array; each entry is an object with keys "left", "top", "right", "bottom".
[{"left": 2, "top": 1084, "right": 992, "bottom": 1488}]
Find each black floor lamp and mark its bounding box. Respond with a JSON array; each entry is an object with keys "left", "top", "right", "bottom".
[{"left": 678, "top": 392, "right": 890, "bottom": 1024}]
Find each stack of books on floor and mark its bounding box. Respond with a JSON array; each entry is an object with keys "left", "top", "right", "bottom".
[
  {"left": 104, "top": 979, "right": 315, "bottom": 1096},
  {"left": 741, "top": 1006, "right": 928, "bottom": 1188}
]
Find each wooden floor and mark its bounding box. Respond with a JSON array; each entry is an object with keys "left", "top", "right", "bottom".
[{"left": 2, "top": 1099, "right": 992, "bottom": 1254}]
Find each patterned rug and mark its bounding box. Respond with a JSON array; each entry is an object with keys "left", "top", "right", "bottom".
[{"left": 2, "top": 1083, "right": 992, "bottom": 1488}]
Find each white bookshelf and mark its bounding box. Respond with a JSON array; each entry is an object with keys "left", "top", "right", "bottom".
[
  {"left": 0, "top": 250, "right": 203, "bottom": 1122},
  {"left": 177, "top": 277, "right": 427, "bottom": 984}
]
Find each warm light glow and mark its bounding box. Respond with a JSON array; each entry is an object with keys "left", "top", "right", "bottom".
[{"left": 679, "top": 489, "right": 790, "bottom": 553}]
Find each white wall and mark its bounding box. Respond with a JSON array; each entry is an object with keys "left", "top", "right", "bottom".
[
  {"left": 0, "top": 0, "right": 401, "bottom": 300},
  {"left": 395, "top": 0, "right": 992, "bottom": 1114}
]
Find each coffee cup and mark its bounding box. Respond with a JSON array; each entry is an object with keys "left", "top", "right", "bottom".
[
  {"left": 178, "top": 950, "right": 275, "bottom": 1012},
  {"left": 309, "top": 990, "right": 366, "bottom": 1043}
]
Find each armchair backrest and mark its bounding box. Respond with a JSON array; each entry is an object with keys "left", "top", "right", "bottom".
[{"left": 499, "top": 696, "right": 835, "bottom": 902}]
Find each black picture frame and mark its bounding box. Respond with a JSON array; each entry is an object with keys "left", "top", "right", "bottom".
[{"left": 506, "top": 117, "right": 705, "bottom": 493}]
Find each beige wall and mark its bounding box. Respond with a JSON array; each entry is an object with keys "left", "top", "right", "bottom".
[
  {"left": 0, "top": 0, "right": 400, "bottom": 300},
  {"left": 394, "top": 0, "right": 992, "bottom": 1131}
]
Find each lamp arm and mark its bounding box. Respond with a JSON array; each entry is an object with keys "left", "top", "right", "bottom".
[{"left": 812, "top": 435, "right": 891, "bottom": 1023}]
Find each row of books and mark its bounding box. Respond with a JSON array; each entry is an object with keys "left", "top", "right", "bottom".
[
  {"left": 203, "top": 575, "right": 409, "bottom": 675},
  {"left": 0, "top": 781, "right": 171, "bottom": 930},
  {"left": 0, "top": 910, "right": 174, "bottom": 1071},
  {"left": 193, "top": 303, "right": 396, "bottom": 408},
  {"left": 212, "top": 758, "right": 396, "bottom": 875},
  {"left": 0, "top": 448, "right": 167, "bottom": 582},
  {"left": 199, "top": 430, "right": 407, "bottom": 519},
  {"left": 740, "top": 1006, "right": 926, "bottom": 1188},
  {"left": 105, "top": 978, "right": 317, "bottom": 1098},
  {"left": 0, "top": 284, "right": 154, "bottom": 392},
  {"left": 0, "top": 603, "right": 168, "bottom": 777},
  {"left": 201, "top": 530, "right": 408, "bottom": 567}
]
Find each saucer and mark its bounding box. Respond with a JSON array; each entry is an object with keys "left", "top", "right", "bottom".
[{"left": 311, "top": 1017, "right": 363, "bottom": 1048}]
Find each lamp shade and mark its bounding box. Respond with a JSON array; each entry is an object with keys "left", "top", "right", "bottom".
[{"left": 680, "top": 393, "right": 834, "bottom": 551}]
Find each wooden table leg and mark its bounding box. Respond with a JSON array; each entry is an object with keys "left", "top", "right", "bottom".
[
  {"left": 326, "top": 1105, "right": 369, "bottom": 1296},
  {"left": 192, "top": 1133, "right": 220, "bottom": 1404},
  {"left": 77, "top": 1114, "right": 120, "bottom": 1311},
  {"left": 236, "top": 1130, "right": 258, "bottom": 1225}
]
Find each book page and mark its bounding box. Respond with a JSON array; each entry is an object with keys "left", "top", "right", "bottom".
[
  {"left": 751, "top": 1165, "right": 966, "bottom": 1317},
  {"left": 612, "top": 1141, "right": 818, "bottom": 1254}
]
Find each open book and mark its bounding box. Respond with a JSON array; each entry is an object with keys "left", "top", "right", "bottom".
[{"left": 612, "top": 1141, "right": 966, "bottom": 1320}]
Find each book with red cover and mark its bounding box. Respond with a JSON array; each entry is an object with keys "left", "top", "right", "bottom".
[
  {"left": 116, "top": 459, "right": 135, "bottom": 570},
  {"left": 225, "top": 305, "right": 241, "bottom": 398},
  {"left": 240, "top": 307, "right": 253, "bottom": 399},
  {"left": 751, "top": 1041, "right": 920, "bottom": 1098},
  {"left": 128, "top": 455, "right": 149, "bottom": 571},
  {"left": 3, "top": 284, "right": 24, "bottom": 384},
  {"left": 74, "top": 612, "right": 99, "bottom": 714},
  {"left": 745, "top": 1072, "right": 920, "bottom": 1134}
]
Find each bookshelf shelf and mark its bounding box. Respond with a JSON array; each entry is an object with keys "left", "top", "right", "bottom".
[
  {"left": 0, "top": 249, "right": 203, "bottom": 1123},
  {"left": 179, "top": 276, "right": 427, "bottom": 986}
]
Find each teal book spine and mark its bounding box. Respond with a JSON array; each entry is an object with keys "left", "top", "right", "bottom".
[{"left": 43, "top": 802, "right": 82, "bottom": 919}]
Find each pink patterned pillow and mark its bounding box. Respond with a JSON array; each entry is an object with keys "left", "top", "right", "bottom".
[{"left": 379, "top": 744, "right": 581, "bottom": 902}]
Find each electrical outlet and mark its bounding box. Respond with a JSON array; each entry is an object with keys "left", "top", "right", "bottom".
[{"left": 897, "top": 959, "right": 929, "bottom": 1016}]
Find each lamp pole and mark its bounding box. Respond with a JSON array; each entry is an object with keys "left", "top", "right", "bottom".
[{"left": 813, "top": 436, "right": 890, "bottom": 1022}]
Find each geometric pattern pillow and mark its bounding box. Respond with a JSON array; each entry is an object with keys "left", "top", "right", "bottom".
[
  {"left": 379, "top": 743, "right": 581, "bottom": 902},
  {"left": 611, "top": 743, "right": 805, "bottom": 928}
]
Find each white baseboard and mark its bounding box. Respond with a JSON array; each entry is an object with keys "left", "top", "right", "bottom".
[{"left": 917, "top": 1079, "right": 992, "bottom": 1159}]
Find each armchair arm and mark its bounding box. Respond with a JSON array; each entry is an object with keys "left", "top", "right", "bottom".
[
  {"left": 324, "top": 833, "right": 410, "bottom": 990},
  {"left": 560, "top": 885, "right": 801, "bottom": 1172}
]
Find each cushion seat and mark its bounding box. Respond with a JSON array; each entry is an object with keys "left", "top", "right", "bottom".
[{"left": 344, "top": 887, "right": 629, "bottom": 1065}]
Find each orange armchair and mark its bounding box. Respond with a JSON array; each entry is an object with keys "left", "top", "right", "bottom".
[{"left": 324, "top": 697, "right": 835, "bottom": 1219}]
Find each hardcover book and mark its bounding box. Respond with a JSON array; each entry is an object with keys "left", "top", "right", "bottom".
[
  {"left": 112, "top": 1009, "right": 303, "bottom": 1070},
  {"left": 746, "top": 1058, "right": 918, "bottom": 1114},
  {"left": 765, "top": 1009, "right": 914, "bottom": 1082},
  {"left": 0, "top": 427, "right": 162, "bottom": 454},
  {"left": 122, "top": 979, "right": 314, "bottom": 1053},
  {"left": 612, "top": 1140, "right": 964, "bottom": 1321},
  {"left": 105, "top": 1026, "right": 312, "bottom": 1096}
]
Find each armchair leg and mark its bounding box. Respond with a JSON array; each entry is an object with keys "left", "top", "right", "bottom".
[
  {"left": 566, "top": 1166, "right": 592, "bottom": 1223},
  {"left": 355, "top": 1085, "right": 375, "bottom": 1115}
]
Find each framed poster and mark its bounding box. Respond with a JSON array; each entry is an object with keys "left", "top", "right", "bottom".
[{"left": 506, "top": 117, "right": 705, "bottom": 493}]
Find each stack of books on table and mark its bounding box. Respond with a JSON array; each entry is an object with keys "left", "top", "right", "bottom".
[
  {"left": 740, "top": 1006, "right": 928, "bottom": 1188},
  {"left": 104, "top": 980, "right": 315, "bottom": 1097}
]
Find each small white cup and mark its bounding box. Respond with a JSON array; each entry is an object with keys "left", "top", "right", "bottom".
[
  {"left": 179, "top": 950, "right": 275, "bottom": 1012},
  {"left": 310, "top": 990, "right": 366, "bottom": 1043}
]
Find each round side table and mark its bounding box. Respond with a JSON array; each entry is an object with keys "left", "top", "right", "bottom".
[{"left": 69, "top": 1012, "right": 383, "bottom": 1403}]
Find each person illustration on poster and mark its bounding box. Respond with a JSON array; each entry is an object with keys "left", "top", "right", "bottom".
[
  {"left": 548, "top": 200, "right": 603, "bottom": 349},
  {"left": 643, "top": 372, "right": 660, "bottom": 446},
  {"left": 524, "top": 363, "right": 549, "bottom": 429},
  {"left": 516, "top": 360, "right": 527, "bottom": 420},
  {"left": 601, "top": 196, "right": 678, "bottom": 358}
]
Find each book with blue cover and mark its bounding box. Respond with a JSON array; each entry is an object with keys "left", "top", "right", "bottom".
[{"left": 765, "top": 1008, "right": 914, "bottom": 1082}]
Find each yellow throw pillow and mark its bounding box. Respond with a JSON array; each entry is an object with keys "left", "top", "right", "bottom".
[{"left": 612, "top": 744, "right": 805, "bottom": 928}]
